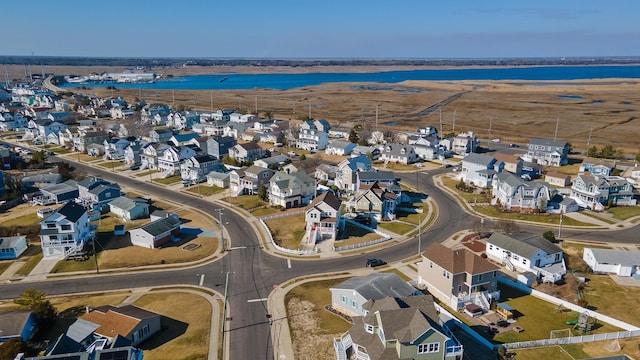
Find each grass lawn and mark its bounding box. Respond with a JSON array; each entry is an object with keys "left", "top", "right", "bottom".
[
  {"left": 134, "top": 292, "right": 212, "bottom": 360},
  {"left": 286, "top": 278, "right": 352, "bottom": 359},
  {"left": 549, "top": 163, "right": 582, "bottom": 175},
  {"left": 96, "top": 161, "right": 122, "bottom": 170},
  {"left": 396, "top": 202, "right": 429, "bottom": 225},
  {"left": 251, "top": 207, "right": 278, "bottom": 217},
  {"left": 377, "top": 221, "right": 415, "bottom": 235},
  {"left": 185, "top": 184, "right": 226, "bottom": 197},
  {"left": 512, "top": 345, "right": 576, "bottom": 360},
  {"left": 372, "top": 161, "right": 419, "bottom": 171},
  {"left": 474, "top": 205, "right": 594, "bottom": 226},
  {"left": 606, "top": 206, "right": 640, "bottom": 220},
  {"left": 224, "top": 195, "right": 266, "bottom": 210},
  {"left": 136, "top": 170, "right": 155, "bottom": 177},
  {"left": 154, "top": 175, "right": 181, "bottom": 185},
  {"left": 581, "top": 274, "right": 640, "bottom": 327},
  {"left": 0, "top": 261, "right": 11, "bottom": 276},
  {"left": 333, "top": 222, "right": 383, "bottom": 248},
  {"left": 265, "top": 214, "right": 305, "bottom": 250},
  {"left": 492, "top": 284, "right": 620, "bottom": 344},
  {"left": 0, "top": 212, "right": 40, "bottom": 227},
  {"left": 579, "top": 211, "right": 616, "bottom": 224},
  {"left": 14, "top": 247, "right": 43, "bottom": 276},
  {"left": 440, "top": 177, "right": 492, "bottom": 204}
]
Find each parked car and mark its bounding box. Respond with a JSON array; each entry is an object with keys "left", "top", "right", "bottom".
[
  {"left": 366, "top": 258, "right": 386, "bottom": 268},
  {"left": 129, "top": 164, "right": 141, "bottom": 171},
  {"left": 509, "top": 143, "right": 519, "bottom": 148}
]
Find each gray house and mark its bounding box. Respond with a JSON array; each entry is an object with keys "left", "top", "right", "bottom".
[
  {"left": 109, "top": 197, "right": 150, "bottom": 221},
  {"left": 205, "top": 136, "right": 236, "bottom": 160},
  {"left": 330, "top": 273, "right": 421, "bottom": 317},
  {"left": 525, "top": 138, "right": 569, "bottom": 167}
]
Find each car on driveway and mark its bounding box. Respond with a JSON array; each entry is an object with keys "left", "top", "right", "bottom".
[{"left": 366, "top": 258, "right": 386, "bottom": 268}]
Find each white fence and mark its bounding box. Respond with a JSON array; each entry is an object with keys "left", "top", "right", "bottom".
[
  {"left": 503, "top": 330, "right": 640, "bottom": 350},
  {"left": 258, "top": 218, "right": 318, "bottom": 255},
  {"left": 260, "top": 210, "right": 306, "bottom": 221},
  {"left": 333, "top": 218, "right": 393, "bottom": 252}
]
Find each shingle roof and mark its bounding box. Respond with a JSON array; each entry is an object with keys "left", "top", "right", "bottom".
[
  {"left": 529, "top": 138, "right": 568, "bottom": 148},
  {"left": 309, "top": 190, "right": 341, "bottom": 211},
  {"left": 487, "top": 232, "right": 562, "bottom": 259},
  {"left": 463, "top": 153, "right": 495, "bottom": 166},
  {"left": 423, "top": 242, "right": 498, "bottom": 275},
  {"left": 586, "top": 248, "right": 640, "bottom": 267},
  {"left": 331, "top": 273, "right": 416, "bottom": 300},
  {"left": 0, "top": 310, "right": 32, "bottom": 338},
  {"left": 137, "top": 216, "right": 181, "bottom": 236},
  {"left": 56, "top": 201, "right": 87, "bottom": 223}
]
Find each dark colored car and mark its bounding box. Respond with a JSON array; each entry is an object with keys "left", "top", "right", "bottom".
[
  {"left": 129, "top": 164, "right": 141, "bottom": 171},
  {"left": 366, "top": 258, "right": 386, "bottom": 268}
]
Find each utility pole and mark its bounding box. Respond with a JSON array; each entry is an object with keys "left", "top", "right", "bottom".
[
  {"left": 439, "top": 108, "right": 443, "bottom": 137},
  {"left": 308, "top": 98, "right": 311, "bottom": 119},
  {"left": 255, "top": 96, "right": 258, "bottom": 115},
  {"left": 557, "top": 211, "right": 563, "bottom": 240},
  {"left": 452, "top": 110, "right": 456, "bottom": 134},
  {"left": 587, "top": 126, "right": 592, "bottom": 148},
  {"left": 210, "top": 91, "right": 214, "bottom": 112},
  {"left": 375, "top": 104, "right": 379, "bottom": 131},
  {"left": 222, "top": 271, "right": 234, "bottom": 360},
  {"left": 554, "top": 117, "right": 560, "bottom": 141},
  {"left": 215, "top": 208, "right": 226, "bottom": 251}
]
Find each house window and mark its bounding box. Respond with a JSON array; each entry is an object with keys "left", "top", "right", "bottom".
[
  {"left": 489, "top": 244, "right": 493, "bottom": 250},
  {"left": 418, "top": 343, "right": 440, "bottom": 354},
  {"left": 351, "top": 300, "right": 358, "bottom": 309},
  {"left": 513, "top": 255, "right": 519, "bottom": 261},
  {"left": 430, "top": 261, "right": 433, "bottom": 268},
  {"left": 340, "top": 295, "right": 346, "bottom": 303},
  {"left": 61, "top": 224, "right": 71, "bottom": 231},
  {"left": 365, "top": 324, "right": 374, "bottom": 334}
]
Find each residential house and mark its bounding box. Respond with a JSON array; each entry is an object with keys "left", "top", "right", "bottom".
[
  {"left": 123, "top": 142, "right": 143, "bottom": 166},
  {"left": 39, "top": 201, "right": 93, "bottom": 259},
  {"left": 583, "top": 248, "right": 640, "bottom": 277},
  {"left": 229, "top": 165, "right": 275, "bottom": 196},
  {"left": 24, "top": 119, "right": 67, "bottom": 142},
  {"left": 229, "top": 112, "right": 258, "bottom": 123},
  {"left": 103, "top": 138, "right": 130, "bottom": 160},
  {"left": 485, "top": 232, "right": 566, "bottom": 283},
  {"left": 109, "top": 197, "right": 149, "bottom": 222},
  {"left": 347, "top": 181, "right": 398, "bottom": 221},
  {"left": 579, "top": 157, "right": 617, "bottom": 176},
  {"left": 491, "top": 173, "right": 551, "bottom": 212},
  {"left": 0, "top": 235, "right": 28, "bottom": 260},
  {"left": 525, "top": 138, "right": 570, "bottom": 167},
  {"left": 21, "top": 172, "right": 63, "bottom": 189},
  {"left": 147, "top": 127, "right": 174, "bottom": 143},
  {"left": 0, "top": 310, "right": 38, "bottom": 343},
  {"left": 168, "top": 111, "right": 199, "bottom": 130},
  {"left": 0, "top": 111, "right": 28, "bottom": 131},
  {"left": 129, "top": 216, "right": 181, "bottom": 249},
  {"left": 493, "top": 152, "right": 523, "bottom": 176},
  {"left": 169, "top": 132, "right": 200, "bottom": 147},
  {"left": 206, "top": 171, "right": 230, "bottom": 188},
  {"left": 335, "top": 154, "right": 372, "bottom": 192},
  {"left": 223, "top": 121, "right": 249, "bottom": 139},
  {"left": 352, "top": 145, "right": 380, "bottom": 160},
  {"left": 380, "top": 143, "right": 418, "bottom": 165},
  {"left": 77, "top": 177, "right": 122, "bottom": 211},
  {"left": 253, "top": 154, "right": 290, "bottom": 170},
  {"left": 228, "top": 141, "right": 264, "bottom": 163},
  {"left": 570, "top": 174, "right": 636, "bottom": 211},
  {"left": 545, "top": 171, "right": 572, "bottom": 187},
  {"left": 313, "top": 118, "right": 332, "bottom": 132},
  {"left": 72, "top": 130, "right": 109, "bottom": 153},
  {"left": 268, "top": 170, "right": 316, "bottom": 208},
  {"left": 304, "top": 190, "right": 344, "bottom": 242},
  {"left": 325, "top": 140, "right": 356, "bottom": 156},
  {"left": 547, "top": 194, "right": 579, "bottom": 214},
  {"left": 35, "top": 180, "right": 79, "bottom": 205},
  {"left": 205, "top": 136, "right": 236, "bottom": 160},
  {"left": 451, "top": 131, "right": 478, "bottom": 156},
  {"left": 314, "top": 163, "right": 339, "bottom": 181},
  {"left": 296, "top": 121, "right": 328, "bottom": 151},
  {"left": 357, "top": 170, "right": 397, "bottom": 188},
  {"left": 199, "top": 120, "right": 228, "bottom": 136},
  {"left": 460, "top": 153, "right": 504, "bottom": 187},
  {"left": 330, "top": 273, "right": 420, "bottom": 317},
  {"left": 140, "top": 142, "right": 166, "bottom": 170},
  {"left": 418, "top": 242, "right": 500, "bottom": 311},
  {"left": 156, "top": 145, "right": 196, "bottom": 177},
  {"left": 78, "top": 305, "right": 161, "bottom": 345},
  {"left": 180, "top": 154, "right": 218, "bottom": 183},
  {"left": 334, "top": 295, "right": 463, "bottom": 360}
]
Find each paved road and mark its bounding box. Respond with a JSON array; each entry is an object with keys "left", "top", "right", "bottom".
[{"left": 1, "top": 149, "right": 638, "bottom": 360}]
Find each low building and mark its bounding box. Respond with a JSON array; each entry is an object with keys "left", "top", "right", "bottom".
[
  {"left": 129, "top": 216, "right": 181, "bottom": 249},
  {"left": 491, "top": 173, "right": 551, "bottom": 212},
  {"left": 0, "top": 310, "right": 37, "bottom": 343},
  {"left": 109, "top": 197, "right": 150, "bottom": 222},
  {"left": 583, "top": 248, "right": 640, "bottom": 277},
  {"left": 78, "top": 305, "right": 161, "bottom": 346},
  {"left": 545, "top": 171, "right": 572, "bottom": 187},
  {"left": 0, "top": 235, "right": 28, "bottom": 260}
]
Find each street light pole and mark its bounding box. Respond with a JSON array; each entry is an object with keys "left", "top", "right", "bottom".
[
  {"left": 215, "top": 208, "right": 225, "bottom": 251},
  {"left": 222, "top": 271, "right": 233, "bottom": 360},
  {"left": 557, "top": 211, "right": 564, "bottom": 240}
]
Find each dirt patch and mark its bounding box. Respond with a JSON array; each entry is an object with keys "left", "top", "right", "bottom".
[
  {"left": 288, "top": 298, "right": 337, "bottom": 360},
  {"left": 461, "top": 233, "right": 487, "bottom": 253}
]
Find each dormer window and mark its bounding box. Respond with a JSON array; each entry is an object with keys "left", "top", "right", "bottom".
[{"left": 365, "top": 323, "right": 374, "bottom": 334}]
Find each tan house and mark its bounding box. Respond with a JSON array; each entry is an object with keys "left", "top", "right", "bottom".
[
  {"left": 545, "top": 171, "right": 572, "bottom": 187},
  {"left": 78, "top": 305, "right": 161, "bottom": 345},
  {"left": 229, "top": 141, "right": 265, "bottom": 163},
  {"left": 347, "top": 181, "right": 398, "bottom": 221},
  {"left": 418, "top": 243, "right": 500, "bottom": 312},
  {"left": 493, "top": 152, "right": 523, "bottom": 175}
]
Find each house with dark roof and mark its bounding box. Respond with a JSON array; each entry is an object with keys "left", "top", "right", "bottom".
[
  {"left": 330, "top": 273, "right": 421, "bottom": 317},
  {"left": 229, "top": 165, "right": 274, "bottom": 196},
  {"left": 129, "top": 216, "right": 181, "bottom": 249},
  {"left": 147, "top": 127, "right": 174, "bottom": 143},
  {"left": 229, "top": 141, "right": 264, "bottom": 163},
  {"left": 304, "top": 190, "right": 344, "bottom": 243},
  {"left": 418, "top": 243, "right": 500, "bottom": 311},
  {"left": 491, "top": 173, "right": 551, "bottom": 212},
  {"left": 379, "top": 143, "right": 418, "bottom": 165},
  {"left": 102, "top": 137, "right": 130, "bottom": 160},
  {"left": 486, "top": 232, "right": 566, "bottom": 283},
  {"left": 347, "top": 181, "right": 398, "bottom": 222},
  {"left": 156, "top": 145, "right": 197, "bottom": 177},
  {"left": 76, "top": 178, "right": 122, "bottom": 211},
  {"left": 20, "top": 172, "right": 63, "bottom": 189},
  {"left": 169, "top": 132, "right": 201, "bottom": 147},
  {"left": 334, "top": 296, "right": 463, "bottom": 360},
  {"left": 204, "top": 135, "right": 236, "bottom": 160},
  {"left": 39, "top": 201, "right": 94, "bottom": 259},
  {"left": 33, "top": 180, "right": 79, "bottom": 205},
  {"left": 525, "top": 138, "right": 569, "bottom": 167},
  {"left": 0, "top": 235, "right": 28, "bottom": 260},
  {"left": 335, "top": 154, "right": 372, "bottom": 192},
  {"left": 180, "top": 154, "right": 218, "bottom": 183},
  {"left": 0, "top": 310, "right": 37, "bottom": 343}
]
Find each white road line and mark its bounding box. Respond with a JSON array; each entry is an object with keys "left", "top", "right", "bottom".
[
  {"left": 228, "top": 246, "right": 247, "bottom": 250},
  {"left": 199, "top": 274, "right": 205, "bottom": 287},
  {"left": 287, "top": 259, "right": 291, "bottom": 269},
  {"left": 247, "top": 298, "right": 268, "bottom": 303}
]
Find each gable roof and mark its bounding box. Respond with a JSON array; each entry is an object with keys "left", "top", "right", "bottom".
[
  {"left": 487, "top": 232, "right": 562, "bottom": 259},
  {"left": 463, "top": 153, "right": 495, "bottom": 166},
  {"left": 493, "top": 152, "right": 522, "bottom": 164},
  {"left": 137, "top": 216, "right": 181, "bottom": 236},
  {"left": 423, "top": 242, "right": 498, "bottom": 275},
  {"left": 331, "top": 273, "right": 416, "bottom": 301},
  {"left": 529, "top": 138, "right": 568, "bottom": 148},
  {"left": 109, "top": 196, "right": 145, "bottom": 211},
  {"left": 585, "top": 248, "right": 640, "bottom": 267},
  {"left": 236, "top": 141, "right": 262, "bottom": 151},
  {"left": 56, "top": 201, "right": 87, "bottom": 222},
  {"left": 309, "top": 190, "right": 341, "bottom": 211},
  {"left": 0, "top": 310, "right": 33, "bottom": 338}
]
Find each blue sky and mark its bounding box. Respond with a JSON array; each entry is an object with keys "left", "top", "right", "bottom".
[{"left": 4, "top": 1, "right": 639, "bottom": 58}]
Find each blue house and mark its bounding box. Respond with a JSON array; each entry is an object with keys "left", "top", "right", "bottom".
[
  {"left": 0, "top": 235, "right": 28, "bottom": 260},
  {"left": 0, "top": 310, "right": 38, "bottom": 343},
  {"left": 579, "top": 157, "right": 617, "bottom": 176}
]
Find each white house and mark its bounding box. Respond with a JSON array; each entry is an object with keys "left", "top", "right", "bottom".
[
  {"left": 583, "top": 248, "right": 640, "bottom": 277},
  {"left": 379, "top": 143, "right": 418, "bottom": 165},
  {"left": 296, "top": 121, "right": 328, "bottom": 151},
  {"left": 39, "top": 202, "right": 94, "bottom": 259},
  {"left": 524, "top": 138, "right": 569, "bottom": 167},
  {"left": 325, "top": 140, "right": 356, "bottom": 156},
  {"left": 304, "top": 190, "right": 344, "bottom": 243},
  {"left": 268, "top": 170, "right": 316, "bottom": 208},
  {"left": 109, "top": 197, "right": 150, "bottom": 222},
  {"left": 129, "top": 216, "right": 181, "bottom": 249},
  {"left": 486, "top": 232, "right": 566, "bottom": 283},
  {"left": 460, "top": 153, "right": 504, "bottom": 188}
]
